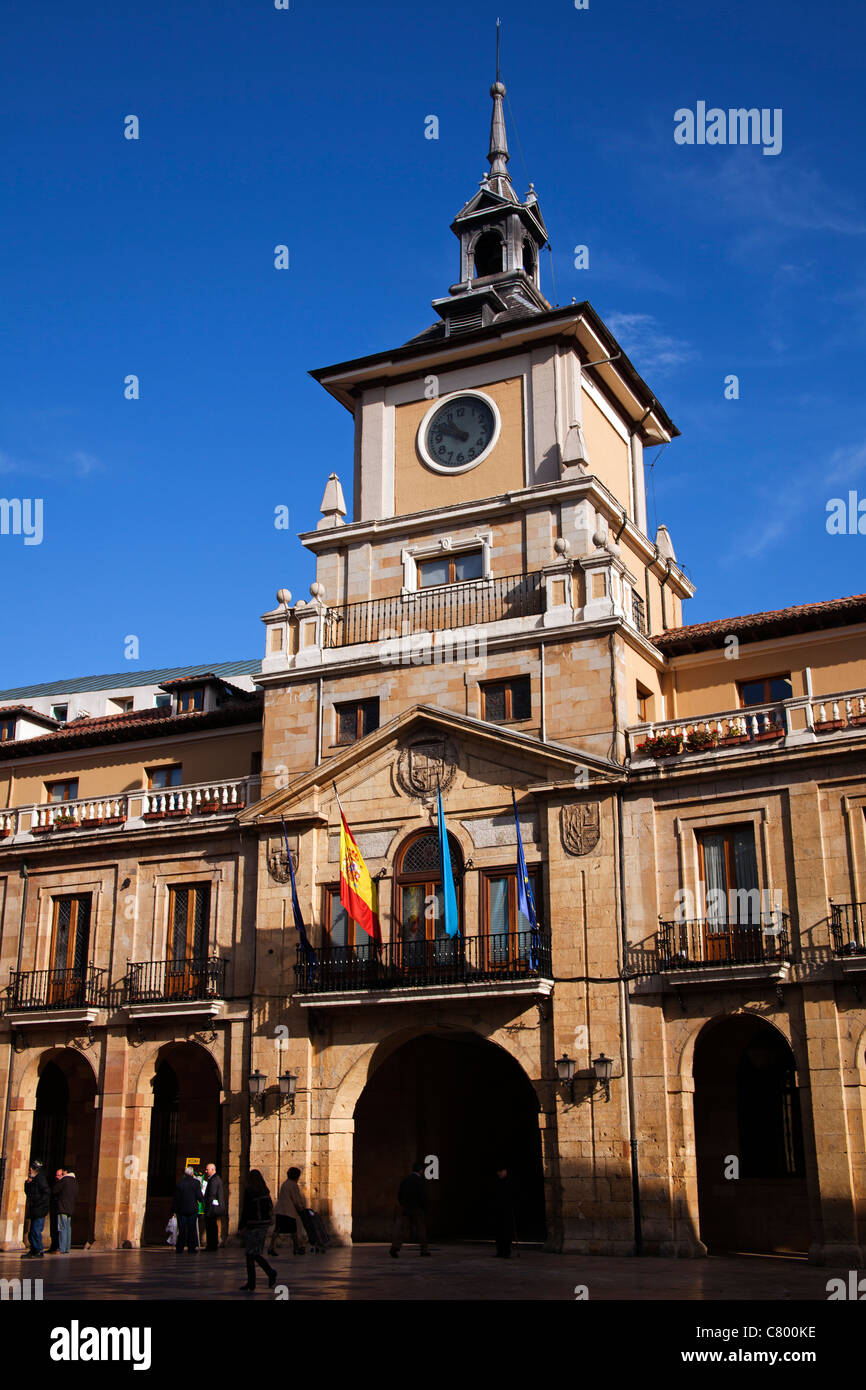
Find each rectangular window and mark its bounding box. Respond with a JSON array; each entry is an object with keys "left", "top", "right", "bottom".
[
  {"left": 636, "top": 683, "right": 652, "bottom": 723},
  {"left": 166, "top": 884, "right": 211, "bottom": 998},
  {"left": 323, "top": 885, "right": 371, "bottom": 959},
  {"left": 335, "top": 698, "right": 379, "bottom": 745},
  {"left": 46, "top": 779, "right": 79, "bottom": 803},
  {"left": 155, "top": 694, "right": 172, "bottom": 710},
  {"left": 250, "top": 750, "right": 262, "bottom": 775},
  {"left": 0, "top": 718, "right": 15, "bottom": 742},
  {"left": 49, "top": 894, "right": 91, "bottom": 1003},
  {"left": 694, "top": 825, "right": 777, "bottom": 965},
  {"left": 418, "top": 549, "right": 483, "bottom": 588},
  {"left": 738, "top": 674, "right": 793, "bottom": 707},
  {"left": 482, "top": 868, "right": 543, "bottom": 967},
  {"left": 52, "top": 704, "right": 68, "bottom": 724},
  {"left": 147, "top": 765, "right": 183, "bottom": 789},
  {"left": 177, "top": 688, "right": 204, "bottom": 713},
  {"left": 481, "top": 677, "right": 531, "bottom": 723},
  {"left": 108, "top": 697, "right": 134, "bottom": 714}
]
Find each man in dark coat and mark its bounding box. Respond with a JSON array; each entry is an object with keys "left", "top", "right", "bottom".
[
  {"left": 389, "top": 1159, "right": 430, "bottom": 1258},
  {"left": 489, "top": 1164, "right": 515, "bottom": 1258},
  {"left": 48, "top": 1168, "right": 64, "bottom": 1252},
  {"left": 54, "top": 1169, "right": 79, "bottom": 1254},
  {"left": 24, "top": 1161, "right": 51, "bottom": 1258},
  {"left": 171, "top": 1167, "right": 202, "bottom": 1253},
  {"left": 203, "top": 1163, "right": 225, "bottom": 1251}
]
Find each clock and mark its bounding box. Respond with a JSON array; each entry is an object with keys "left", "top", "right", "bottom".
[{"left": 418, "top": 392, "right": 500, "bottom": 473}]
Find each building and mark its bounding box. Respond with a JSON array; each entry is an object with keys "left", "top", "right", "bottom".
[{"left": 1, "top": 74, "right": 865, "bottom": 1262}]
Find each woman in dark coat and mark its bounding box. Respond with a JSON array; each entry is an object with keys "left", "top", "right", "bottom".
[{"left": 238, "top": 1169, "right": 277, "bottom": 1292}]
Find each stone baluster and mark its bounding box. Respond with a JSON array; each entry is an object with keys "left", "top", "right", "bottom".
[
  {"left": 832, "top": 702, "right": 841, "bottom": 722},
  {"left": 817, "top": 704, "right": 826, "bottom": 723}
]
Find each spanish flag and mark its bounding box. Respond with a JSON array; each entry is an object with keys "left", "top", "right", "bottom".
[{"left": 337, "top": 796, "right": 382, "bottom": 943}]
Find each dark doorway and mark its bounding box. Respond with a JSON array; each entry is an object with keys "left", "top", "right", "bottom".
[
  {"left": 352, "top": 1032, "right": 545, "bottom": 1244},
  {"left": 30, "top": 1051, "right": 98, "bottom": 1246},
  {"left": 693, "top": 1015, "right": 810, "bottom": 1254},
  {"left": 143, "top": 1043, "right": 222, "bottom": 1244}
]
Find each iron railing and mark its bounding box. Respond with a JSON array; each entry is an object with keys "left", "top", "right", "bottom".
[
  {"left": 322, "top": 571, "right": 544, "bottom": 648},
  {"left": 658, "top": 915, "right": 791, "bottom": 969},
  {"left": 830, "top": 902, "right": 866, "bottom": 957},
  {"left": 127, "top": 956, "right": 226, "bottom": 1004},
  {"left": 293, "top": 930, "right": 552, "bottom": 994},
  {"left": 632, "top": 592, "right": 646, "bottom": 635},
  {"left": 8, "top": 966, "right": 106, "bottom": 1011}
]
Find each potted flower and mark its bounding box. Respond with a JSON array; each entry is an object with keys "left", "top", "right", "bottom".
[
  {"left": 637, "top": 732, "right": 683, "bottom": 758},
  {"left": 196, "top": 798, "right": 221, "bottom": 814},
  {"left": 753, "top": 722, "right": 784, "bottom": 741},
  {"left": 54, "top": 813, "right": 82, "bottom": 829},
  {"left": 685, "top": 728, "right": 718, "bottom": 753}
]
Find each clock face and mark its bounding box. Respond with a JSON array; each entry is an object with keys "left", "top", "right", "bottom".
[{"left": 423, "top": 395, "right": 497, "bottom": 471}]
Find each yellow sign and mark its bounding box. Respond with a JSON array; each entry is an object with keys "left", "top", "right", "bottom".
[{"left": 185, "top": 1157, "right": 201, "bottom": 1167}]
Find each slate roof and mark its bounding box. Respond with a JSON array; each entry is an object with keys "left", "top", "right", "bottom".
[{"left": 0, "top": 658, "right": 261, "bottom": 702}]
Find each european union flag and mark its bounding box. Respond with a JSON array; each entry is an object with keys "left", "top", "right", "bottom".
[
  {"left": 512, "top": 791, "right": 540, "bottom": 969},
  {"left": 282, "top": 816, "right": 317, "bottom": 976}
]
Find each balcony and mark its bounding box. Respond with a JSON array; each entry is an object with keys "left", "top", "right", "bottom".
[
  {"left": 1, "top": 776, "right": 257, "bottom": 845},
  {"left": 628, "top": 688, "right": 866, "bottom": 763},
  {"left": 126, "top": 956, "right": 226, "bottom": 1019},
  {"left": 6, "top": 966, "right": 106, "bottom": 1023},
  {"left": 292, "top": 930, "right": 553, "bottom": 1006},
  {"left": 830, "top": 902, "right": 866, "bottom": 974},
  {"left": 657, "top": 915, "right": 792, "bottom": 988},
  {"left": 322, "top": 570, "right": 545, "bottom": 649}
]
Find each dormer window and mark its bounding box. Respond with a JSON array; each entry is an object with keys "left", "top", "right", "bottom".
[
  {"left": 52, "top": 704, "right": 68, "bottom": 724},
  {"left": 177, "top": 687, "right": 204, "bottom": 713},
  {"left": 418, "top": 549, "right": 484, "bottom": 588},
  {"left": 155, "top": 694, "right": 171, "bottom": 710},
  {"left": 0, "top": 718, "right": 15, "bottom": 742}
]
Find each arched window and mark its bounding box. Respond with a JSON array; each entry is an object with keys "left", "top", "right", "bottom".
[
  {"left": 396, "top": 830, "right": 463, "bottom": 967},
  {"left": 473, "top": 231, "right": 504, "bottom": 278},
  {"left": 522, "top": 239, "right": 536, "bottom": 278}
]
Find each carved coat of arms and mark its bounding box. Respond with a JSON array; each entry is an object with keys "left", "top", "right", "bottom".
[
  {"left": 561, "top": 802, "right": 601, "bottom": 857},
  {"left": 267, "top": 839, "right": 298, "bottom": 883},
  {"left": 396, "top": 737, "right": 457, "bottom": 798}
]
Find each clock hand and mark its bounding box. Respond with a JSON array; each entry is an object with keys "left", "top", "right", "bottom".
[{"left": 438, "top": 423, "right": 470, "bottom": 441}]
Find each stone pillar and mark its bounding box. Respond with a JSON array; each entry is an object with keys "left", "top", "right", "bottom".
[
  {"left": 802, "top": 985, "right": 864, "bottom": 1266},
  {"left": 0, "top": 1095, "right": 36, "bottom": 1250}
]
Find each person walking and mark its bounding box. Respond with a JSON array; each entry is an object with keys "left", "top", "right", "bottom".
[
  {"left": 48, "top": 1168, "right": 64, "bottom": 1252},
  {"left": 23, "top": 1161, "right": 51, "bottom": 1259},
  {"left": 203, "top": 1163, "right": 226, "bottom": 1251},
  {"left": 238, "top": 1169, "right": 277, "bottom": 1292},
  {"left": 171, "top": 1166, "right": 202, "bottom": 1254},
  {"left": 389, "top": 1159, "right": 430, "bottom": 1258},
  {"left": 489, "top": 1163, "right": 515, "bottom": 1258},
  {"left": 270, "top": 1166, "right": 307, "bottom": 1257},
  {"left": 55, "top": 1169, "right": 79, "bottom": 1254}
]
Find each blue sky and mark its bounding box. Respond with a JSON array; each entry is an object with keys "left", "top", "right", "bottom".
[{"left": 1, "top": 0, "right": 864, "bottom": 686}]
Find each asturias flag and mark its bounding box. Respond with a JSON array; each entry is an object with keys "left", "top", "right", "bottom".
[
  {"left": 436, "top": 786, "right": 460, "bottom": 938},
  {"left": 338, "top": 802, "right": 382, "bottom": 943}
]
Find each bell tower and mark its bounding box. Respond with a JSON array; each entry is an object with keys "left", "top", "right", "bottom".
[{"left": 432, "top": 62, "right": 550, "bottom": 336}]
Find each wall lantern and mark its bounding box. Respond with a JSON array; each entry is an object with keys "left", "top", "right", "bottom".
[
  {"left": 248, "top": 1069, "right": 267, "bottom": 1110},
  {"left": 593, "top": 1052, "right": 614, "bottom": 1103},
  {"left": 279, "top": 1070, "right": 298, "bottom": 1113},
  {"left": 555, "top": 1052, "right": 576, "bottom": 1086}
]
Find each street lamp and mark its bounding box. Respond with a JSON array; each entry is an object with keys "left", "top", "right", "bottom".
[
  {"left": 279, "top": 1070, "right": 298, "bottom": 1113},
  {"left": 593, "top": 1052, "right": 614, "bottom": 1103},
  {"left": 248, "top": 1069, "right": 267, "bottom": 1111},
  {"left": 555, "top": 1052, "right": 576, "bottom": 1086}
]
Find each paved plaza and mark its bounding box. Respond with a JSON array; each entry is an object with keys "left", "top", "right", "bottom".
[{"left": 0, "top": 1243, "right": 850, "bottom": 1301}]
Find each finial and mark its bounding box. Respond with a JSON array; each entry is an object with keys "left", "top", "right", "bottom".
[
  {"left": 487, "top": 22, "right": 509, "bottom": 181},
  {"left": 496, "top": 17, "right": 501, "bottom": 84}
]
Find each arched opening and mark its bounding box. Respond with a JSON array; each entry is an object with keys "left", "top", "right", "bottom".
[
  {"left": 352, "top": 1031, "right": 545, "bottom": 1244},
  {"left": 693, "top": 1015, "right": 809, "bottom": 1254},
  {"left": 473, "top": 231, "right": 504, "bottom": 278},
  {"left": 143, "top": 1043, "right": 222, "bottom": 1244},
  {"left": 395, "top": 829, "right": 463, "bottom": 968},
  {"left": 30, "top": 1051, "right": 97, "bottom": 1246},
  {"left": 522, "top": 239, "right": 536, "bottom": 278}
]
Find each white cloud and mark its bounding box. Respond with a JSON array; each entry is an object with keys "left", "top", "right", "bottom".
[{"left": 604, "top": 311, "right": 696, "bottom": 374}]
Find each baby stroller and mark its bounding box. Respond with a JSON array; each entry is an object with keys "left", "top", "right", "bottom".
[{"left": 300, "top": 1208, "right": 330, "bottom": 1254}]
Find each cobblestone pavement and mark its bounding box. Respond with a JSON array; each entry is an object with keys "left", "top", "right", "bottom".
[{"left": 0, "top": 1243, "right": 848, "bottom": 1300}]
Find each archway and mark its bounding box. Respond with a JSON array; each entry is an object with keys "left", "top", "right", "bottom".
[
  {"left": 693, "top": 1015, "right": 809, "bottom": 1254},
  {"left": 352, "top": 1031, "right": 545, "bottom": 1243},
  {"left": 473, "top": 231, "right": 504, "bottom": 278},
  {"left": 142, "top": 1043, "right": 222, "bottom": 1244},
  {"left": 29, "top": 1050, "right": 97, "bottom": 1246}
]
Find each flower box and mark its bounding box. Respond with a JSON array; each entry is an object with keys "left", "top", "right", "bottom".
[
  {"left": 753, "top": 727, "right": 784, "bottom": 741},
  {"left": 815, "top": 719, "right": 845, "bottom": 733},
  {"left": 637, "top": 734, "right": 683, "bottom": 758},
  {"left": 196, "top": 802, "right": 221, "bottom": 814},
  {"left": 685, "top": 731, "right": 719, "bottom": 753},
  {"left": 0, "top": 828, "right": 11, "bottom": 839},
  {"left": 719, "top": 734, "right": 750, "bottom": 747},
  {"left": 31, "top": 824, "right": 54, "bottom": 834},
  {"left": 848, "top": 714, "right": 866, "bottom": 727},
  {"left": 142, "top": 812, "right": 166, "bottom": 821},
  {"left": 100, "top": 815, "right": 125, "bottom": 827},
  {"left": 163, "top": 809, "right": 190, "bottom": 818}
]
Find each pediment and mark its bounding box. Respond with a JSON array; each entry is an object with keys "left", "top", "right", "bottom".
[{"left": 240, "top": 703, "right": 618, "bottom": 828}]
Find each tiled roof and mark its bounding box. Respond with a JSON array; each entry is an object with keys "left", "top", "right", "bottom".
[
  {"left": 0, "top": 697, "right": 262, "bottom": 759},
  {"left": 653, "top": 593, "right": 866, "bottom": 655},
  {"left": 0, "top": 705, "right": 58, "bottom": 724},
  {"left": 0, "top": 658, "right": 261, "bottom": 703}
]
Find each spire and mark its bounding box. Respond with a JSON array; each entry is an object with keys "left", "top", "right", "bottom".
[{"left": 487, "top": 20, "right": 511, "bottom": 188}]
